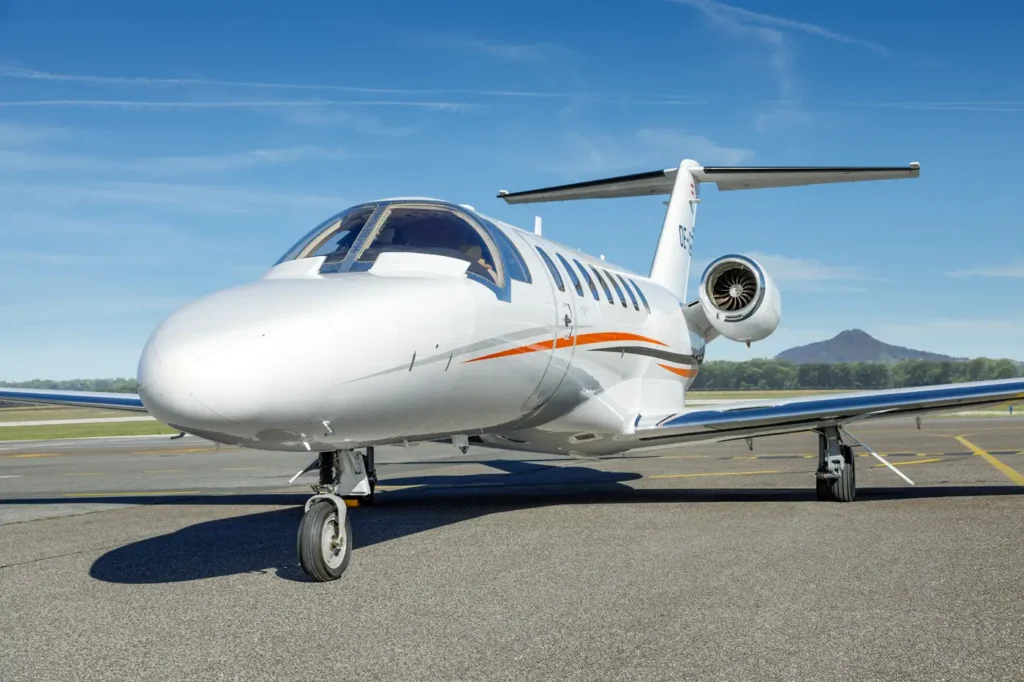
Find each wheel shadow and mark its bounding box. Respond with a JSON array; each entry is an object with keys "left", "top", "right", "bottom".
[{"left": 4, "top": 459, "right": 1018, "bottom": 586}]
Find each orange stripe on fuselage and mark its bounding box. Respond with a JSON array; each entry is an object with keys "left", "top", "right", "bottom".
[
  {"left": 658, "top": 363, "right": 696, "bottom": 378},
  {"left": 465, "top": 331, "right": 667, "bottom": 363}
]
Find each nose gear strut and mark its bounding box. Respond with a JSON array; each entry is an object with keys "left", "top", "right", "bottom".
[{"left": 295, "top": 448, "right": 377, "bottom": 582}]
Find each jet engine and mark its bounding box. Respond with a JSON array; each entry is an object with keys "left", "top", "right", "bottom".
[{"left": 696, "top": 255, "right": 780, "bottom": 343}]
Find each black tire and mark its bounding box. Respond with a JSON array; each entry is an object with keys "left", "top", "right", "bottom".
[
  {"left": 830, "top": 459, "right": 856, "bottom": 502},
  {"left": 297, "top": 500, "right": 352, "bottom": 582}
]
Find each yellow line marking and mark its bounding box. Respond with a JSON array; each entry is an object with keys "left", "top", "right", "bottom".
[
  {"left": 731, "top": 455, "right": 758, "bottom": 460},
  {"left": 145, "top": 469, "right": 183, "bottom": 474},
  {"left": 872, "top": 457, "right": 942, "bottom": 468},
  {"left": 221, "top": 466, "right": 263, "bottom": 471},
  {"left": 649, "top": 469, "right": 781, "bottom": 480},
  {"left": 64, "top": 472, "right": 101, "bottom": 476},
  {"left": 7, "top": 452, "right": 61, "bottom": 458},
  {"left": 134, "top": 447, "right": 213, "bottom": 455},
  {"left": 659, "top": 454, "right": 710, "bottom": 459},
  {"left": 956, "top": 436, "right": 1024, "bottom": 486},
  {"left": 63, "top": 490, "right": 202, "bottom": 497}
]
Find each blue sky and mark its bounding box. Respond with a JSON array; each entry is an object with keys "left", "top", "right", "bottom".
[{"left": 1, "top": 0, "right": 1022, "bottom": 380}]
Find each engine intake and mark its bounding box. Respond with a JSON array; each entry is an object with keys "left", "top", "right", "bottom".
[{"left": 696, "top": 255, "right": 781, "bottom": 343}]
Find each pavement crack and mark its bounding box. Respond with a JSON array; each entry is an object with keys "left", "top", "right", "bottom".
[{"left": 0, "top": 542, "right": 124, "bottom": 571}]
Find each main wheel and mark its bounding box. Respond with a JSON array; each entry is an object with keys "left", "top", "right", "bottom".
[
  {"left": 830, "top": 446, "right": 856, "bottom": 503},
  {"left": 297, "top": 500, "right": 352, "bottom": 582}
]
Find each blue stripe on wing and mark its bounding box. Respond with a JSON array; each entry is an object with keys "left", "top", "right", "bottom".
[
  {"left": 641, "top": 378, "right": 1024, "bottom": 441},
  {"left": 0, "top": 388, "right": 146, "bottom": 412}
]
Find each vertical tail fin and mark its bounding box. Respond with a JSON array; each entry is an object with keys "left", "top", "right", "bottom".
[{"left": 648, "top": 159, "right": 699, "bottom": 301}]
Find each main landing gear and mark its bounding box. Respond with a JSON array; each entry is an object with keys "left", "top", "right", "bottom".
[
  {"left": 297, "top": 447, "right": 377, "bottom": 582},
  {"left": 815, "top": 426, "right": 855, "bottom": 502}
]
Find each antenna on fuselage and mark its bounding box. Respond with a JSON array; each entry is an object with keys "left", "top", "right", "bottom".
[{"left": 534, "top": 216, "right": 542, "bottom": 236}]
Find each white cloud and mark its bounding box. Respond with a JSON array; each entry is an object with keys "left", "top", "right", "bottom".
[
  {"left": 0, "top": 181, "right": 346, "bottom": 214},
  {"left": 671, "top": 0, "right": 886, "bottom": 133},
  {"left": 0, "top": 99, "right": 480, "bottom": 111},
  {"left": 948, "top": 260, "right": 1024, "bottom": 278},
  {"left": 671, "top": 0, "right": 887, "bottom": 55},
  {"left": 871, "top": 318, "right": 1024, "bottom": 361},
  {"left": 0, "top": 64, "right": 613, "bottom": 101},
  {"left": 0, "top": 146, "right": 353, "bottom": 174},
  {"left": 464, "top": 39, "right": 565, "bottom": 62},
  {"left": 691, "top": 252, "right": 878, "bottom": 291},
  {"left": 0, "top": 121, "right": 70, "bottom": 146},
  {"left": 710, "top": 318, "right": 1024, "bottom": 363},
  {"left": 843, "top": 101, "right": 1024, "bottom": 113}
]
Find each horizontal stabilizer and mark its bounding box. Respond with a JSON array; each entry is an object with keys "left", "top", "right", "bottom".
[{"left": 497, "top": 162, "right": 920, "bottom": 204}]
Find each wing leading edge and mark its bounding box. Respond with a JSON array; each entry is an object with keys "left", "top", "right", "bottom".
[
  {"left": 635, "top": 378, "right": 1024, "bottom": 445},
  {"left": 0, "top": 387, "right": 146, "bottom": 412}
]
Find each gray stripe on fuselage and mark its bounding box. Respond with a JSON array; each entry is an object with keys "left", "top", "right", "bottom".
[
  {"left": 345, "top": 325, "right": 552, "bottom": 383},
  {"left": 589, "top": 346, "right": 697, "bottom": 365}
]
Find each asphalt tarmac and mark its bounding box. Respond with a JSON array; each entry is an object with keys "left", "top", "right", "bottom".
[{"left": 1, "top": 416, "right": 1022, "bottom": 681}]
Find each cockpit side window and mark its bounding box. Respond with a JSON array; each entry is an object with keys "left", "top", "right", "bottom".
[
  {"left": 355, "top": 205, "right": 501, "bottom": 284},
  {"left": 536, "top": 247, "right": 564, "bottom": 292},
  {"left": 292, "top": 204, "right": 377, "bottom": 265}
]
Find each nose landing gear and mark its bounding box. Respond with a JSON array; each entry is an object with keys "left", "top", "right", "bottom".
[{"left": 297, "top": 448, "right": 377, "bottom": 582}]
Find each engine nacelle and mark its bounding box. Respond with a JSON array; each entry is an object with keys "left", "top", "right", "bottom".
[{"left": 697, "top": 254, "right": 781, "bottom": 343}]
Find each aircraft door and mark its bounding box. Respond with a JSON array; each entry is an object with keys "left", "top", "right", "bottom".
[{"left": 522, "top": 246, "right": 577, "bottom": 411}]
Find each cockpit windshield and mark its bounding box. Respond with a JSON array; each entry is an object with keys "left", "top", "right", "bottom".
[
  {"left": 274, "top": 204, "right": 377, "bottom": 266},
  {"left": 273, "top": 202, "right": 508, "bottom": 289},
  {"left": 355, "top": 205, "right": 501, "bottom": 283}
]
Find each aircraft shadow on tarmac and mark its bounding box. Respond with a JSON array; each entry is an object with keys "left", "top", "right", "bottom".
[{"left": 3, "top": 459, "right": 1021, "bottom": 585}]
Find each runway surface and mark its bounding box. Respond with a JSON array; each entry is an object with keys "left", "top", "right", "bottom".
[{"left": 1, "top": 417, "right": 1022, "bottom": 681}]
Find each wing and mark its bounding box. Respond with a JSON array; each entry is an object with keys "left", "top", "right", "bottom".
[
  {"left": 0, "top": 387, "right": 146, "bottom": 412},
  {"left": 634, "top": 378, "right": 1024, "bottom": 446}
]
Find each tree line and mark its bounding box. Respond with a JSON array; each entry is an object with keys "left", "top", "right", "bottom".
[
  {"left": 690, "top": 358, "right": 1023, "bottom": 391},
  {"left": 0, "top": 378, "right": 138, "bottom": 408}
]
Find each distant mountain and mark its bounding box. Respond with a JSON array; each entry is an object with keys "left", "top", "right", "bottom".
[{"left": 776, "top": 329, "right": 961, "bottom": 365}]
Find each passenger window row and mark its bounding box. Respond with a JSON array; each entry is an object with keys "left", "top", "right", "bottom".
[{"left": 536, "top": 246, "right": 650, "bottom": 313}]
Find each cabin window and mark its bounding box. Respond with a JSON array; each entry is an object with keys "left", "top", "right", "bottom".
[
  {"left": 604, "top": 269, "right": 628, "bottom": 307},
  {"left": 616, "top": 274, "right": 640, "bottom": 311},
  {"left": 556, "top": 253, "right": 584, "bottom": 297},
  {"left": 279, "top": 204, "right": 377, "bottom": 265},
  {"left": 589, "top": 265, "right": 614, "bottom": 304},
  {"left": 536, "top": 247, "right": 564, "bottom": 292},
  {"left": 574, "top": 259, "right": 599, "bottom": 300},
  {"left": 355, "top": 205, "right": 500, "bottom": 283},
  {"left": 629, "top": 277, "right": 651, "bottom": 312}
]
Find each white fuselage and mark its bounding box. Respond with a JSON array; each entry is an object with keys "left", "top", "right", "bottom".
[{"left": 137, "top": 200, "right": 703, "bottom": 457}]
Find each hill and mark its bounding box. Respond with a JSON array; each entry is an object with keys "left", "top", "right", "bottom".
[{"left": 775, "top": 329, "right": 960, "bottom": 365}]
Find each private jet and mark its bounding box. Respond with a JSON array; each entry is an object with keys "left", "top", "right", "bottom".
[{"left": 4, "top": 159, "right": 1022, "bottom": 581}]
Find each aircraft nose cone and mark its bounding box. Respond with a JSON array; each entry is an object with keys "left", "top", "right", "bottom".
[{"left": 138, "top": 283, "right": 340, "bottom": 434}]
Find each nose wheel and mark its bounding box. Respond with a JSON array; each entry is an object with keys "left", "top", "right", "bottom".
[
  {"left": 297, "top": 448, "right": 376, "bottom": 582},
  {"left": 297, "top": 498, "right": 352, "bottom": 581}
]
